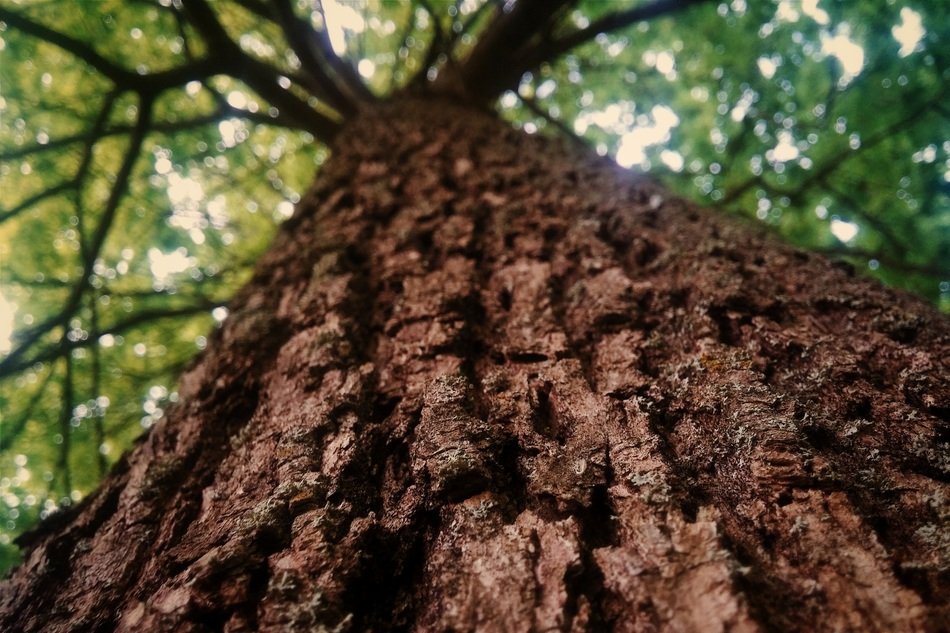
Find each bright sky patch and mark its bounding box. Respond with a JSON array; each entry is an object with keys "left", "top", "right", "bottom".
[
  {"left": 892, "top": 7, "right": 925, "bottom": 57},
  {"left": 802, "top": 0, "right": 830, "bottom": 25},
  {"left": 660, "top": 150, "right": 684, "bottom": 172},
  {"left": 616, "top": 105, "right": 681, "bottom": 168},
  {"left": 830, "top": 218, "right": 859, "bottom": 242},
  {"left": 357, "top": 59, "right": 376, "bottom": 79},
  {"left": 757, "top": 57, "right": 777, "bottom": 79},
  {"left": 322, "top": 0, "right": 366, "bottom": 56},
  {"left": 770, "top": 131, "right": 800, "bottom": 162},
  {"left": 0, "top": 291, "right": 15, "bottom": 355},
  {"left": 148, "top": 247, "right": 195, "bottom": 286},
  {"left": 821, "top": 27, "right": 865, "bottom": 85}
]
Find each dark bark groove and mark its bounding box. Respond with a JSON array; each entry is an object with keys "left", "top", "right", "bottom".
[{"left": 2, "top": 98, "right": 948, "bottom": 632}]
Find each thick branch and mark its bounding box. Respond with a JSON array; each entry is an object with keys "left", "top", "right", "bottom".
[
  {"left": 0, "top": 8, "right": 229, "bottom": 97},
  {"left": 182, "top": 0, "right": 342, "bottom": 141},
  {"left": 441, "top": 0, "right": 572, "bottom": 103},
  {"left": 0, "top": 104, "right": 303, "bottom": 164},
  {"left": 459, "top": 0, "right": 713, "bottom": 103},
  {"left": 270, "top": 0, "right": 361, "bottom": 115},
  {"left": 0, "top": 7, "right": 134, "bottom": 85},
  {"left": 312, "top": 0, "right": 376, "bottom": 104},
  {"left": 411, "top": 0, "right": 447, "bottom": 89}
]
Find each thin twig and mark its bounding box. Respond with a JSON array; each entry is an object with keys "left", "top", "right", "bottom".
[
  {"left": 0, "top": 299, "right": 227, "bottom": 378},
  {"left": 89, "top": 293, "right": 107, "bottom": 478},
  {"left": 816, "top": 247, "right": 949, "bottom": 279},
  {"left": 0, "top": 370, "right": 55, "bottom": 452},
  {"left": 411, "top": 0, "right": 446, "bottom": 89},
  {"left": 56, "top": 354, "right": 74, "bottom": 499},
  {"left": 519, "top": 94, "right": 588, "bottom": 151},
  {"left": 536, "top": 0, "right": 713, "bottom": 64},
  {"left": 719, "top": 87, "right": 947, "bottom": 205}
]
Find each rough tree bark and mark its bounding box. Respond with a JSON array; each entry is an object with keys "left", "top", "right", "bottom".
[{"left": 2, "top": 98, "right": 948, "bottom": 632}]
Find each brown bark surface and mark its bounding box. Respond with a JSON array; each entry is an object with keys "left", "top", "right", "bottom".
[{"left": 2, "top": 99, "right": 948, "bottom": 632}]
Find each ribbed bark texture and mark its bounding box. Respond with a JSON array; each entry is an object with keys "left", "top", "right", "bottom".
[{"left": 2, "top": 99, "right": 948, "bottom": 632}]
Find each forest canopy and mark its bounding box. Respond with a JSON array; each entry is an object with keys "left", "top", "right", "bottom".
[{"left": 0, "top": 0, "right": 947, "bottom": 574}]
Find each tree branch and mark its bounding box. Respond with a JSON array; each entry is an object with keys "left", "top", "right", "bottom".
[
  {"left": 0, "top": 91, "right": 117, "bottom": 225},
  {"left": 536, "top": 0, "right": 713, "bottom": 63},
  {"left": 0, "top": 8, "right": 230, "bottom": 97},
  {"left": 816, "top": 246, "right": 950, "bottom": 279},
  {"left": 0, "top": 95, "right": 154, "bottom": 377},
  {"left": 411, "top": 0, "right": 447, "bottom": 89},
  {"left": 181, "top": 0, "right": 342, "bottom": 141},
  {"left": 0, "top": 104, "right": 302, "bottom": 164},
  {"left": 462, "top": 0, "right": 714, "bottom": 103},
  {"left": 0, "top": 299, "right": 226, "bottom": 379},
  {"left": 519, "top": 94, "right": 588, "bottom": 151},
  {"left": 56, "top": 353, "right": 74, "bottom": 498},
  {"left": 312, "top": 0, "right": 376, "bottom": 104},
  {"left": 232, "top": 0, "right": 274, "bottom": 21},
  {"left": 0, "top": 370, "right": 54, "bottom": 452},
  {"left": 270, "top": 0, "right": 361, "bottom": 115},
  {"left": 441, "top": 0, "right": 573, "bottom": 103},
  {"left": 0, "top": 181, "right": 75, "bottom": 225},
  {"left": 89, "top": 293, "right": 108, "bottom": 477},
  {"left": 720, "top": 87, "right": 947, "bottom": 206},
  {"left": 0, "top": 7, "right": 135, "bottom": 86},
  {"left": 822, "top": 180, "right": 909, "bottom": 258}
]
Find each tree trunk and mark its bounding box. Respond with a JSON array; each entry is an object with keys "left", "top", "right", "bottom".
[{"left": 2, "top": 98, "right": 948, "bottom": 632}]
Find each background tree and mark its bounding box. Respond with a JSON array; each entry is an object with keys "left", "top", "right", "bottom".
[{"left": 0, "top": 1, "right": 947, "bottom": 627}]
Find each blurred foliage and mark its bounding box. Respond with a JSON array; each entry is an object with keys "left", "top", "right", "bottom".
[{"left": 0, "top": 0, "right": 947, "bottom": 573}]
